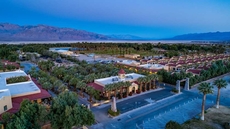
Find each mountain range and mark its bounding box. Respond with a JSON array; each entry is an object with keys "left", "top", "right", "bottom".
[
  {"left": 0, "top": 23, "right": 230, "bottom": 41},
  {"left": 0, "top": 23, "right": 108, "bottom": 41},
  {"left": 168, "top": 32, "right": 230, "bottom": 40}
]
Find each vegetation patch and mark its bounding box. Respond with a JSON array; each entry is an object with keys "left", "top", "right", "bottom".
[
  {"left": 182, "top": 106, "right": 230, "bottom": 129},
  {"left": 108, "top": 109, "right": 120, "bottom": 116},
  {"left": 165, "top": 120, "right": 182, "bottom": 129},
  {"left": 6, "top": 76, "right": 30, "bottom": 84},
  {"left": 171, "top": 88, "right": 179, "bottom": 93}
]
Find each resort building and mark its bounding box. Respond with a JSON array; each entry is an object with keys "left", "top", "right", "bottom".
[
  {"left": 0, "top": 70, "right": 50, "bottom": 115},
  {"left": 124, "top": 54, "right": 140, "bottom": 59},
  {"left": 49, "top": 47, "right": 79, "bottom": 57},
  {"left": 88, "top": 69, "right": 145, "bottom": 97},
  {"left": 117, "top": 54, "right": 230, "bottom": 74},
  {"left": 117, "top": 60, "right": 140, "bottom": 66}
]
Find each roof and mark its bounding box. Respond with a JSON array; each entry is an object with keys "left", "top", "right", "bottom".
[
  {"left": 187, "top": 69, "right": 202, "bottom": 75},
  {"left": 94, "top": 73, "right": 145, "bottom": 86},
  {"left": 87, "top": 83, "right": 104, "bottom": 92},
  {"left": 0, "top": 70, "right": 41, "bottom": 98},
  {"left": 118, "top": 69, "right": 126, "bottom": 74},
  {"left": 1, "top": 60, "right": 20, "bottom": 68},
  {"left": 6, "top": 78, "right": 51, "bottom": 114},
  {"left": 0, "top": 89, "right": 11, "bottom": 99}
]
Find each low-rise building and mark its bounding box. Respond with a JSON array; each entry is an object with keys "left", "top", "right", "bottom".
[
  {"left": 0, "top": 70, "right": 50, "bottom": 115},
  {"left": 88, "top": 69, "right": 145, "bottom": 97},
  {"left": 124, "top": 54, "right": 140, "bottom": 59}
]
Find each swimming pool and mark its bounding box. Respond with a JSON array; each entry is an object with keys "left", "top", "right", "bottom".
[{"left": 20, "top": 62, "right": 39, "bottom": 73}]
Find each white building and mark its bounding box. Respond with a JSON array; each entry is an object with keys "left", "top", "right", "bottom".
[
  {"left": 139, "top": 64, "right": 167, "bottom": 70},
  {"left": 117, "top": 60, "right": 140, "bottom": 66},
  {"left": 0, "top": 70, "right": 41, "bottom": 114}
]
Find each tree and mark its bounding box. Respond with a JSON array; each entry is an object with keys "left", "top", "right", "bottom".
[
  {"left": 148, "top": 74, "right": 158, "bottom": 89},
  {"left": 137, "top": 77, "right": 145, "bottom": 92},
  {"left": 42, "top": 82, "right": 53, "bottom": 91},
  {"left": 165, "top": 120, "right": 182, "bottom": 129},
  {"left": 86, "top": 86, "right": 99, "bottom": 102},
  {"left": 6, "top": 99, "right": 47, "bottom": 129},
  {"left": 1, "top": 112, "right": 11, "bottom": 127},
  {"left": 104, "top": 84, "right": 113, "bottom": 100},
  {"left": 143, "top": 77, "right": 150, "bottom": 91},
  {"left": 49, "top": 91, "right": 94, "bottom": 129},
  {"left": 213, "top": 79, "right": 228, "bottom": 108},
  {"left": 124, "top": 81, "right": 131, "bottom": 97},
  {"left": 198, "top": 82, "right": 213, "bottom": 120},
  {"left": 76, "top": 81, "right": 87, "bottom": 97}
]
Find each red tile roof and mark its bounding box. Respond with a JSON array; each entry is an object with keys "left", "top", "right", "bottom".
[
  {"left": 187, "top": 69, "right": 202, "bottom": 75},
  {"left": 5, "top": 78, "right": 51, "bottom": 114},
  {"left": 1, "top": 60, "right": 20, "bottom": 68},
  {"left": 118, "top": 69, "right": 126, "bottom": 74},
  {"left": 167, "top": 63, "right": 177, "bottom": 67},
  {"left": 87, "top": 82, "right": 104, "bottom": 92}
]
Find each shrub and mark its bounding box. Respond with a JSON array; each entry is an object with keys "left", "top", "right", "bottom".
[
  {"left": 6, "top": 76, "right": 30, "bottom": 84},
  {"left": 224, "top": 122, "right": 230, "bottom": 129},
  {"left": 171, "top": 88, "right": 179, "bottom": 93},
  {"left": 108, "top": 109, "right": 120, "bottom": 116},
  {"left": 165, "top": 120, "right": 182, "bottom": 129}
]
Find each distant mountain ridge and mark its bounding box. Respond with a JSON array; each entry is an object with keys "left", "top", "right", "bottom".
[
  {"left": 108, "top": 34, "right": 144, "bottom": 40},
  {"left": 0, "top": 23, "right": 109, "bottom": 41},
  {"left": 168, "top": 32, "right": 230, "bottom": 40}
]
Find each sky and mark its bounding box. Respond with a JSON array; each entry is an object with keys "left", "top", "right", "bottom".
[{"left": 0, "top": 0, "right": 230, "bottom": 38}]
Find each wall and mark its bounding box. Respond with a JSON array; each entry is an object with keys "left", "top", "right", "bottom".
[{"left": 0, "top": 96, "right": 13, "bottom": 115}]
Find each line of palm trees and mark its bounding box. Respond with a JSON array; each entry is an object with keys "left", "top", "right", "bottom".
[
  {"left": 104, "top": 74, "right": 159, "bottom": 99},
  {"left": 198, "top": 78, "right": 228, "bottom": 121}
]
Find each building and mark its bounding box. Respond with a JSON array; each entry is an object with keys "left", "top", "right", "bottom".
[
  {"left": 0, "top": 89, "right": 12, "bottom": 114},
  {"left": 124, "top": 54, "right": 140, "bottom": 59},
  {"left": 0, "top": 70, "right": 50, "bottom": 115},
  {"left": 88, "top": 69, "right": 145, "bottom": 97},
  {"left": 117, "top": 60, "right": 140, "bottom": 66},
  {"left": 49, "top": 47, "right": 78, "bottom": 57}
]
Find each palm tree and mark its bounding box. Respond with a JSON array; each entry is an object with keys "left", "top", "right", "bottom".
[
  {"left": 113, "top": 83, "right": 119, "bottom": 98},
  {"left": 213, "top": 79, "right": 228, "bottom": 108},
  {"left": 86, "top": 86, "right": 97, "bottom": 102},
  {"left": 117, "top": 82, "right": 124, "bottom": 98},
  {"left": 148, "top": 74, "right": 158, "bottom": 89},
  {"left": 42, "top": 82, "right": 53, "bottom": 91},
  {"left": 137, "top": 77, "right": 145, "bottom": 92},
  {"left": 125, "top": 81, "right": 131, "bottom": 97},
  {"left": 77, "top": 81, "right": 87, "bottom": 97},
  {"left": 69, "top": 78, "right": 78, "bottom": 91},
  {"left": 57, "top": 84, "right": 67, "bottom": 93},
  {"left": 198, "top": 82, "right": 213, "bottom": 120},
  {"left": 143, "top": 77, "right": 150, "bottom": 91},
  {"left": 104, "top": 84, "right": 113, "bottom": 100}
]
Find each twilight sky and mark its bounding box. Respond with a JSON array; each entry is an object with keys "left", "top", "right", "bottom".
[{"left": 0, "top": 0, "right": 230, "bottom": 38}]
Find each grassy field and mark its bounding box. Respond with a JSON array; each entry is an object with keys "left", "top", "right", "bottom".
[{"left": 182, "top": 106, "right": 230, "bottom": 129}]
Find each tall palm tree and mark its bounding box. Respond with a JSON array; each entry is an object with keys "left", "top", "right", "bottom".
[
  {"left": 198, "top": 82, "right": 213, "bottom": 120},
  {"left": 42, "top": 82, "right": 53, "bottom": 91},
  {"left": 125, "top": 81, "right": 131, "bottom": 97},
  {"left": 149, "top": 74, "right": 158, "bottom": 89},
  {"left": 77, "top": 81, "right": 87, "bottom": 97},
  {"left": 69, "top": 78, "right": 78, "bottom": 91},
  {"left": 104, "top": 84, "right": 112, "bottom": 100},
  {"left": 213, "top": 79, "right": 228, "bottom": 108},
  {"left": 86, "top": 86, "right": 97, "bottom": 102},
  {"left": 143, "top": 77, "right": 150, "bottom": 91},
  {"left": 137, "top": 77, "right": 145, "bottom": 93},
  {"left": 113, "top": 83, "right": 120, "bottom": 98},
  {"left": 118, "top": 81, "right": 125, "bottom": 98}
]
